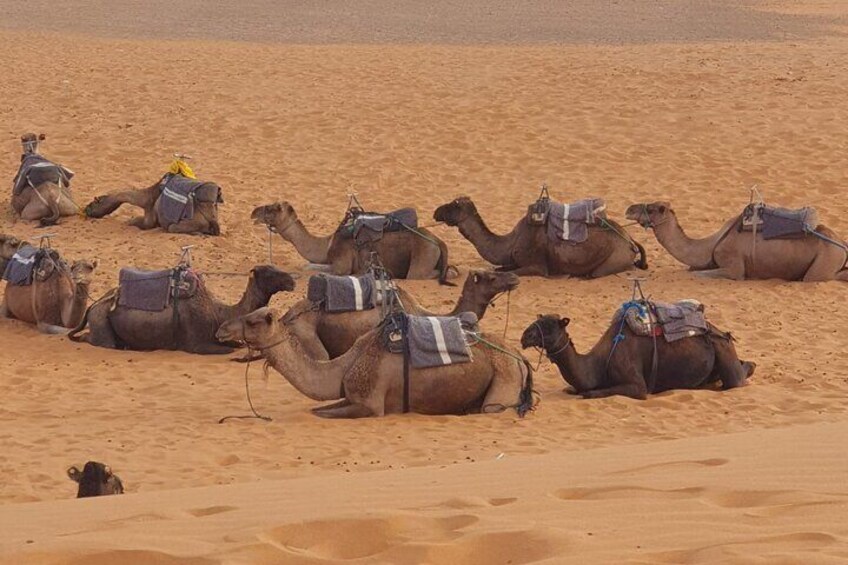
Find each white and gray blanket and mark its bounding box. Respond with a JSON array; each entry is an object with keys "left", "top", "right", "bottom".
[
  {"left": 546, "top": 198, "right": 606, "bottom": 243},
  {"left": 741, "top": 204, "right": 818, "bottom": 240},
  {"left": 1, "top": 245, "right": 40, "bottom": 286},
  {"left": 12, "top": 154, "right": 74, "bottom": 196},
  {"left": 407, "top": 312, "right": 476, "bottom": 369},
  {"left": 307, "top": 273, "right": 377, "bottom": 313},
  {"left": 157, "top": 174, "right": 221, "bottom": 226},
  {"left": 117, "top": 268, "right": 174, "bottom": 312}
]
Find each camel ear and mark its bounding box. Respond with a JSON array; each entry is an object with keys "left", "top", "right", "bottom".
[
  {"left": 559, "top": 317, "right": 570, "bottom": 328},
  {"left": 67, "top": 466, "right": 82, "bottom": 483},
  {"left": 265, "top": 311, "right": 274, "bottom": 324},
  {"left": 91, "top": 259, "right": 99, "bottom": 269},
  {"left": 39, "top": 133, "right": 46, "bottom": 141},
  {"left": 103, "top": 465, "right": 113, "bottom": 477},
  {"left": 536, "top": 314, "right": 543, "bottom": 320}
]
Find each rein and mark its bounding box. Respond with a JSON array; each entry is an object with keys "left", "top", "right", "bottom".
[{"left": 218, "top": 330, "right": 284, "bottom": 424}]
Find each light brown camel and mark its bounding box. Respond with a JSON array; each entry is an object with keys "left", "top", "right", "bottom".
[
  {"left": 216, "top": 307, "right": 534, "bottom": 418},
  {"left": 287, "top": 270, "right": 520, "bottom": 360},
  {"left": 433, "top": 197, "right": 647, "bottom": 277},
  {"left": 625, "top": 201, "right": 848, "bottom": 281},
  {"left": 0, "top": 236, "right": 97, "bottom": 333},
  {"left": 521, "top": 314, "right": 754, "bottom": 400},
  {"left": 67, "top": 462, "right": 124, "bottom": 498},
  {"left": 11, "top": 133, "right": 78, "bottom": 226},
  {"left": 68, "top": 265, "right": 295, "bottom": 354},
  {"left": 251, "top": 202, "right": 453, "bottom": 282},
  {"left": 84, "top": 179, "right": 222, "bottom": 235}
]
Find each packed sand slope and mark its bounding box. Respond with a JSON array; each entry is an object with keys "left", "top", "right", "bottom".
[{"left": 1, "top": 0, "right": 848, "bottom": 562}]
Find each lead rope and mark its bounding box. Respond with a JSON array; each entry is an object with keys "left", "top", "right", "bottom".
[
  {"left": 502, "top": 290, "right": 511, "bottom": 339},
  {"left": 219, "top": 340, "right": 273, "bottom": 423}
]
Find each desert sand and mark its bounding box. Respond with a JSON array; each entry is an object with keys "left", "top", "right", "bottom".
[{"left": 1, "top": 0, "right": 848, "bottom": 563}]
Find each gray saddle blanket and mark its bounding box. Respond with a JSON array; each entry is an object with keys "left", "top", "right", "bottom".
[
  {"left": 12, "top": 154, "right": 74, "bottom": 196},
  {"left": 2, "top": 245, "right": 40, "bottom": 286},
  {"left": 118, "top": 267, "right": 199, "bottom": 312},
  {"left": 407, "top": 312, "right": 476, "bottom": 369},
  {"left": 613, "top": 299, "right": 708, "bottom": 343},
  {"left": 341, "top": 208, "right": 418, "bottom": 246},
  {"left": 546, "top": 198, "right": 607, "bottom": 243},
  {"left": 307, "top": 273, "right": 380, "bottom": 313},
  {"left": 157, "top": 174, "right": 222, "bottom": 225},
  {"left": 741, "top": 204, "right": 818, "bottom": 240}
]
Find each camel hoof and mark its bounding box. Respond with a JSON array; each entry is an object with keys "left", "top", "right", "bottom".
[{"left": 742, "top": 361, "right": 757, "bottom": 378}]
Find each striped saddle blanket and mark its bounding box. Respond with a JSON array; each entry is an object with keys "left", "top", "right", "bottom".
[
  {"left": 307, "top": 273, "right": 398, "bottom": 313},
  {"left": 740, "top": 203, "right": 818, "bottom": 240},
  {"left": 612, "top": 299, "right": 708, "bottom": 343},
  {"left": 117, "top": 267, "right": 199, "bottom": 312},
  {"left": 157, "top": 173, "right": 222, "bottom": 226},
  {"left": 381, "top": 312, "right": 477, "bottom": 369},
  {"left": 1, "top": 245, "right": 63, "bottom": 286},
  {"left": 12, "top": 154, "right": 74, "bottom": 196},
  {"left": 546, "top": 198, "right": 607, "bottom": 243},
  {"left": 338, "top": 208, "right": 419, "bottom": 246}
]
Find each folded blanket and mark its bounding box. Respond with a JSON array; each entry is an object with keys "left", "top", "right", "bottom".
[
  {"left": 118, "top": 268, "right": 173, "bottom": 312},
  {"left": 407, "top": 312, "right": 476, "bottom": 369},
  {"left": 741, "top": 204, "right": 818, "bottom": 240},
  {"left": 307, "top": 273, "right": 376, "bottom": 313},
  {"left": 157, "top": 174, "right": 220, "bottom": 225},
  {"left": 349, "top": 208, "right": 419, "bottom": 245},
  {"left": 547, "top": 198, "right": 606, "bottom": 243},
  {"left": 613, "top": 299, "right": 707, "bottom": 343},
  {"left": 12, "top": 154, "right": 74, "bottom": 196},
  {"left": 2, "top": 245, "right": 40, "bottom": 286}
]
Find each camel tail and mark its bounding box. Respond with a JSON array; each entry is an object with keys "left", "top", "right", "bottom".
[
  {"left": 66, "top": 303, "right": 93, "bottom": 342},
  {"left": 633, "top": 241, "right": 648, "bottom": 270},
  {"left": 516, "top": 360, "right": 537, "bottom": 418}
]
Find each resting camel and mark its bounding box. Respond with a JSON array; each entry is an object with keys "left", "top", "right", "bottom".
[
  {"left": 11, "top": 133, "right": 78, "bottom": 226},
  {"left": 68, "top": 265, "right": 295, "bottom": 354},
  {"left": 67, "top": 462, "right": 124, "bottom": 498},
  {"left": 252, "top": 202, "right": 453, "bottom": 282},
  {"left": 85, "top": 179, "right": 222, "bottom": 235},
  {"left": 434, "top": 197, "right": 647, "bottom": 277},
  {"left": 0, "top": 235, "right": 97, "bottom": 333},
  {"left": 216, "top": 307, "right": 534, "bottom": 418},
  {"left": 288, "top": 270, "right": 520, "bottom": 360},
  {"left": 626, "top": 201, "right": 848, "bottom": 281},
  {"left": 521, "top": 314, "right": 754, "bottom": 400}
]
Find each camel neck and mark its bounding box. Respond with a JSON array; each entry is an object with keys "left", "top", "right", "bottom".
[
  {"left": 216, "top": 278, "right": 270, "bottom": 322},
  {"left": 276, "top": 217, "right": 331, "bottom": 264},
  {"left": 652, "top": 212, "right": 721, "bottom": 270},
  {"left": 548, "top": 338, "right": 602, "bottom": 393},
  {"left": 456, "top": 211, "right": 518, "bottom": 266}
]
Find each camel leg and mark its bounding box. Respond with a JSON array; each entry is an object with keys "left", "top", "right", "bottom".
[
  {"left": 312, "top": 401, "right": 373, "bottom": 419},
  {"left": 84, "top": 306, "right": 121, "bottom": 349},
  {"left": 168, "top": 218, "right": 210, "bottom": 235},
  {"left": 503, "top": 264, "right": 549, "bottom": 277},
  {"left": 481, "top": 359, "right": 525, "bottom": 413},
  {"left": 837, "top": 270, "right": 848, "bottom": 282},
  {"left": 19, "top": 200, "right": 50, "bottom": 222},
  {"left": 803, "top": 252, "right": 841, "bottom": 282},
  {"left": 311, "top": 399, "right": 351, "bottom": 414},
  {"left": 693, "top": 267, "right": 743, "bottom": 280},
  {"left": 711, "top": 337, "right": 751, "bottom": 390},
  {"left": 406, "top": 242, "right": 442, "bottom": 280},
  {"left": 186, "top": 342, "right": 236, "bottom": 355},
  {"left": 582, "top": 382, "right": 647, "bottom": 400},
  {"left": 129, "top": 212, "right": 159, "bottom": 230}
]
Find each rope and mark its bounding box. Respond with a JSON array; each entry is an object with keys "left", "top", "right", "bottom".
[
  {"left": 468, "top": 332, "right": 527, "bottom": 365},
  {"left": 218, "top": 347, "right": 273, "bottom": 423},
  {"left": 399, "top": 223, "right": 441, "bottom": 247}
]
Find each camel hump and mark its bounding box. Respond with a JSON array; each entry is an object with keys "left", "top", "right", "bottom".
[
  {"left": 13, "top": 154, "right": 74, "bottom": 196},
  {"left": 741, "top": 203, "right": 819, "bottom": 239},
  {"left": 613, "top": 299, "right": 708, "bottom": 343},
  {"left": 117, "top": 267, "right": 198, "bottom": 312},
  {"left": 380, "top": 311, "right": 478, "bottom": 369}
]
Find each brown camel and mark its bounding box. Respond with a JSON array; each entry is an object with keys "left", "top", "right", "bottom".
[
  {"left": 11, "top": 133, "right": 78, "bottom": 226},
  {"left": 252, "top": 202, "right": 453, "bottom": 282},
  {"left": 216, "top": 307, "right": 534, "bottom": 418},
  {"left": 625, "top": 201, "right": 848, "bottom": 281},
  {"left": 68, "top": 265, "right": 295, "bottom": 354},
  {"left": 433, "top": 197, "right": 647, "bottom": 277},
  {"left": 84, "top": 178, "right": 222, "bottom": 235},
  {"left": 0, "top": 236, "right": 97, "bottom": 334},
  {"left": 521, "top": 314, "right": 754, "bottom": 400},
  {"left": 287, "top": 270, "right": 520, "bottom": 360},
  {"left": 67, "top": 462, "right": 124, "bottom": 498}
]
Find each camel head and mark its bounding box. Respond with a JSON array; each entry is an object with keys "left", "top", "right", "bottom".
[
  {"left": 20, "top": 132, "right": 45, "bottom": 155},
  {"left": 251, "top": 201, "right": 297, "bottom": 232},
  {"left": 625, "top": 201, "right": 673, "bottom": 229},
  {"left": 434, "top": 197, "right": 478, "bottom": 226},
  {"left": 249, "top": 265, "right": 296, "bottom": 296},
  {"left": 0, "top": 234, "right": 25, "bottom": 261},
  {"left": 84, "top": 195, "right": 121, "bottom": 218},
  {"left": 464, "top": 270, "right": 520, "bottom": 302},
  {"left": 520, "top": 314, "right": 571, "bottom": 351},
  {"left": 216, "top": 307, "right": 281, "bottom": 349},
  {"left": 71, "top": 259, "right": 99, "bottom": 286},
  {"left": 67, "top": 461, "right": 124, "bottom": 498}
]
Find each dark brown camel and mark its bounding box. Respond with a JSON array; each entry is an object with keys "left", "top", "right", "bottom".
[
  {"left": 67, "top": 462, "right": 124, "bottom": 497},
  {"left": 521, "top": 314, "right": 754, "bottom": 400},
  {"left": 434, "top": 197, "right": 646, "bottom": 277},
  {"left": 68, "top": 265, "right": 295, "bottom": 354}
]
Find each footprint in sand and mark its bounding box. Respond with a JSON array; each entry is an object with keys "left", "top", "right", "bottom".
[
  {"left": 555, "top": 485, "right": 706, "bottom": 501},
  {"left": 609, "top": 458, "right": 729, "bottom": 475},
  {"left": 188, "top": 505, "right": 238, "bottom": 518}
]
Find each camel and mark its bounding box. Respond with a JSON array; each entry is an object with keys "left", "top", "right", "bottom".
[
  {"left": 521, "top": 314, "right": 754, "bottom": 400},
  {"left": 433, "top": 197, "right": 647, "bottom": 277},
  {"left": 287, "top": 270, "right": 520, "bottom": 360},
  {"left": 67, "top": 462, "right": 124, "bottom": 498},
  {"left": 251, "top": 202, "right": 453, "bottom": 282},
  {"left": 625, "top": 201, "right": 848, "bottom": 281},
  {"left": 11, "top": 133, "right": 78, "bottom": 226},
  {"left": 68, "top": 265, "right": 295, "bottom": 354},
  {"left": 216, "top": 307, "right": 535, "bottom": 418},
  {"left": 84, "top": 177, "right": 222, "bottom": 235},
  {"left": 0, "top": 236, "right": 97, "bottom": 333}
]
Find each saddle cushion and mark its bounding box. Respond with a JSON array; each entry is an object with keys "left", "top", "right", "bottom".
[
  {"left": 118, "top": 267, "right": 199, "bottom": 312},
  {"left": 338, "top": 208, "right": 419, "bottom": 245},
  {"left": 307, "top": 273, "right": 377, "bottom": 313},
  {"left": 12, "top": 154, "right": 74, "bottom": 196},
  {"left": 407, "top": 312, "right": 477, "bottom": 369},
  {"left": 157, "top": 174, "right": 220, "bottom": 226},
  {"left": 2, "top": 245, "right": 40, "bottom": 286},
  {"left": 740, "top": 204, "right": 818, "bottom": 240},
  {"left": 546, "top": 198, "right": 607, "bottom": 243},
  {"left": 612, "top": 299, "right": 708, "bottom": 343}
]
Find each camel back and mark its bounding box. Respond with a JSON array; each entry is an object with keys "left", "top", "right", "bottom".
[
  {"left": 157, "top": 174, "right": 222, "bottom": 226},
  {"left": 1, "top": 245, "right": 65, "bottom": 286},
  {"left": 116, "top": 267, "right": 199, "bottom": 312},
  {"left": 12, "top": 154, "right": 74, "bottom": 196},
  {"left": 612, "top": 299, "right": 708, "bottom": 343},
  {"left": 379, "top": 311, "right": 476, "bottom": 369},
  {"left": 336, "top": 208, "right": 418, "bottom": 246},
  {"left": 740, "top": 203, "right": 818, "bottom": 240},
  {"left": 525, "top": 195, "right": 607, "bottom": 243}
]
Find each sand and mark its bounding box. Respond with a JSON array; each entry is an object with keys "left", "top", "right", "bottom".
[{"left": 1, "top": 0, "right": 848, "bottom": 562}]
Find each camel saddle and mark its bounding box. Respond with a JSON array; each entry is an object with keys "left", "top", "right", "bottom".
[
  {"left": 117, "top": 266, "right": 199, "bottom": 312},
  {"left": 612, "top": 299, "right": 708, "bottom": 343},
  {"left": 740, "top": 203, "right": 818, "bottom": 240},
  {"left": 337, "top": 208, "right": 419, "bottom": 246},
  {"left": 12, "top": 154, "right": 74, "bottom": 196},
  {"left": 546, "top": 198, "right": 606, "bottom": 243},
  {"left": 380, "top": 311, "right": 476, "bottom": 368},
  {"left": 157, "top": 173, "right": 223, "bottom": 226},
  {"left": 306, "top": 273, "right": 400, "bottom": 313},
  {"left": 1, "top": 245, "right": 64, "bottom": 286}
]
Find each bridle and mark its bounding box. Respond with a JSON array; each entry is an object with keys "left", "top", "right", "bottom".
[
  {"left": 532, "top": 320, "right": 571, "bottom": 366},
  {"left": 637, "top": 203, "right": 671, "bottom": 230}
]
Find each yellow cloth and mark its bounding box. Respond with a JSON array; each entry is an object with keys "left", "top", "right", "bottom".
[{"left": 168, "top": 159, "right": 196, "bottom": 179}]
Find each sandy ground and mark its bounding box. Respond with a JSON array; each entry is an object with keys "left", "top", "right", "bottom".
[{"left": 1, "top": 1, "right": 848, "bottom": 563}]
